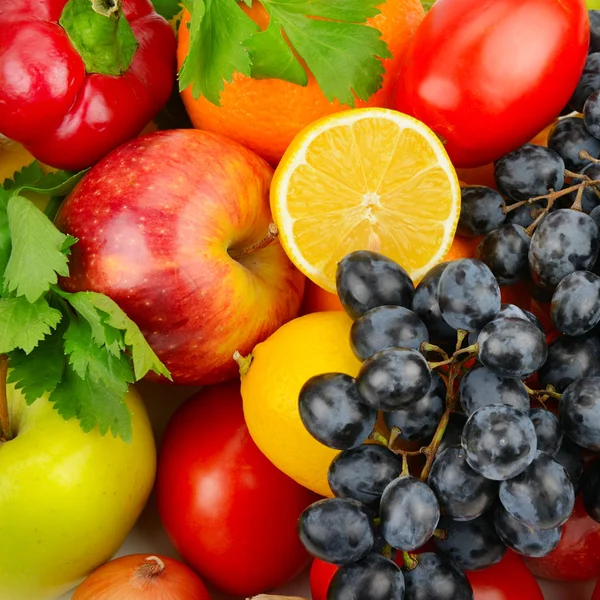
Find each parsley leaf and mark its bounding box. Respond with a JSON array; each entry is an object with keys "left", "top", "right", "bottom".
[
  {"left": 0, "top": 188, "right": 11, "bottom": 281},
  {"left": 179, "top": 0, "right": 259, "bottom": 105},
  {"left": 0, "top": 296, "right": 61, "bottom": 354},
  {"left": 151, "top": 0, "right": 183, "bottom": 20},
  {"left": 4, "top": 196, "right": 74, "bottom": 302},
  {"left": 3, "top": 161, "right": 86, "bottom": 197}
]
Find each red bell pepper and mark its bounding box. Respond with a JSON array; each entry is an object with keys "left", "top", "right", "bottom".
[{"left": 0, "top": 0, "right": 176, "bottom": 170}]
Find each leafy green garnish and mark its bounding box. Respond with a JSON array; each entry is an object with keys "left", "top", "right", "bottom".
[
  {"left": 179, "top": 0, "right": 391, "bottom": 107},
  {"left": 0, "top": 163, "right": 171, "bottom": 442},
  {"left": 151, "top": 0, "right": 183, "bottom": 21}
]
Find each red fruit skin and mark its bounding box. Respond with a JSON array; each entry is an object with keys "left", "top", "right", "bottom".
[
  {"left": 593, "top": 578, "right": 600, "bottom": 600},
  {"left": 395, "top": 0, "right": 589, "bottom": 168},
  {"left": 0, "top": 0, "right": 175, "bottom": 170},
  {"left": 465, "top": 551, "right": 544, "bottom": 599},
  {"left": 55, "top": 129, "right": 305, "bottom": 386},
  {"left": 524, "top": 496, "right": 600, "bottom": 581},
  {"left": 156, "top": 382, "right": 320, "bottom": 597}
]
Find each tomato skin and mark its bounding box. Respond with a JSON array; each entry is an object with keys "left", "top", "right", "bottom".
[
  {"left": 311, "top": 551, "right": 542, "bottom": 600},
  {"left": 524, "top": 495, "right": 600, "bottom": 581},
  {"left": 156, "top": 382, "right": 320, "bottom": 596},
  {"left": 395, "top": 0, "right": 589, "bottom": 168},
  {"left": 466, "top": 551, "right": 544, "bottom": 599}
]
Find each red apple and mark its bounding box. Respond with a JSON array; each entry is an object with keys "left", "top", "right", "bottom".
[
  {"left": 524, "top": 496, "right": 600, "bottom": 581},
  {"left": 55, "top": 129, "right": 305, "bottom": 385}
]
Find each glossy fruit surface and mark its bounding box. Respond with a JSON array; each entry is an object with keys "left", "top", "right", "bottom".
[
  {"left": 177, "top": 0, "right": 425, "bottom": 165},
  {"left": 156, "top": 382, "right": 318, "bottom": 596},
  {"left": 0, "top": 386, "right": 155, "bottom": 600},
  {"left": 395, "top": 0, "right": 589, "bottom": 168},
  {"left": 240, "top": 311, "right": 362, "bottom": 496}
]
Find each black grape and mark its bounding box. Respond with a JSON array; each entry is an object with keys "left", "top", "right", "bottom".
[
  {"left": 569, "top": 53, "right": 600, "bottom": 112},
  {"left": 458, "top": 186, "right": 506, "bottom": 236},
  {"left": 530, "top": 408, "right": 563, "bottom": 456},
  {"left": 548, "top": 117, "right": 600, "bottom": 171},
  {"left": 582, "top": 461, "right": 600, "bottom": 523},
  {"left": 559, "top": 376, "right": 600, "bottom": 450},
  {"left": 550, "top": 270, "right": 600, "bottom": 336}
]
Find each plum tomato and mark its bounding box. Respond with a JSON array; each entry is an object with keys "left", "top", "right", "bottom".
[
  {"left": 156, "top": 382, "right": 320, "bottom": 597},
  {"left": 395, "top": 0, "right": 589, "bottom": 168}
]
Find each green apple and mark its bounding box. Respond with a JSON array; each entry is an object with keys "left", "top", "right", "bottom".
[{"left": 0, "top": 384, "right": 156, "bottom": 600}]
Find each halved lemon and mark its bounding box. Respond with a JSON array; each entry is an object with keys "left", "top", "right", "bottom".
[{"left": 271, "top": 108, "right": 461, "bottom": 292}]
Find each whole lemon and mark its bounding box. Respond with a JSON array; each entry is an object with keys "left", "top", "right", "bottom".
[{"left": 239, "top": 311, "right": 362, "bottom": 497}]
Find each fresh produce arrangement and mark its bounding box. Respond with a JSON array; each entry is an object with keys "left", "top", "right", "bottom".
[{"left": 3, "top": 0, "right": 600, "bottom": 599}]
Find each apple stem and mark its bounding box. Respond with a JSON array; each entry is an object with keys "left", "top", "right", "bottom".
[
  {"left": 0, "top": 354, "right": 12, "bottom": 442},
  {"left": 229, "top": 223, "right": 279, "bottom": 260},
  {"left": 233, "top": 350, "right": 253, "bottom": 377},
  {"left": 132, "top": 556, "right": 165, "bottom": 584}
]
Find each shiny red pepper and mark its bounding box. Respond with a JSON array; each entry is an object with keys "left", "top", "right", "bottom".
[{"left": 0, "top": 0, "right": 176, "bottom": 170}]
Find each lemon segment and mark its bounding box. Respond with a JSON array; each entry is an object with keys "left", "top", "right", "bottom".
[{"left": 271, "top": 108, "right": 461, "bottom": 293}]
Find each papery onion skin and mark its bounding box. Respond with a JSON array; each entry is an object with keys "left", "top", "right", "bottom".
[{"left": 72, "top": 554, "right": 211, "bottom": 600}]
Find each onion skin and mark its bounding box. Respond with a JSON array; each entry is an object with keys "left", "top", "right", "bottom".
[{"left": 72, "top": 554, "right": 211, "bottom": 600}]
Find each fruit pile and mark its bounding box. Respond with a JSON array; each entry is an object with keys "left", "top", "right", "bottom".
[{"left": 3, "top": 0, "right": 600, "bottom": 599}]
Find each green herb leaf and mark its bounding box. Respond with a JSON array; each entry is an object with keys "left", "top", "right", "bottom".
[
  {"left": 0, "top": 296, "right": 61, "bottom": 354},
  {"left": 151, "top": 0, "right": 182, "bottom": 20},
  {"left": 4, "top": 161, "right": 87, "bottom": 198},
  {"left": 4, "top": 196, "right": 73, "bottom": 303},
  {"left": 421, "top": 0, "right": 436, "bottom": 10},
  {"left": 8, "top": 319, "right": 67, "bottom": 404},
  {"left": 179, "top": 0, "right": 259, "bottom": 105},
  {"left": 0, "top": 188, "right": 12, "bottom": 281}
]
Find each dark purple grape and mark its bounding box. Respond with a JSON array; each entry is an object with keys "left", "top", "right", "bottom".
[
  {"left": 569, "top": 53, "right": 600, "bottom": 112},
  {"left": 538, "top": 334, "right": 600, "bottom": 392},
  {"left": 459, "top": 365, "right": 529, "bottom": 416},
  {"left": 499, "top": 451, "right": 575, "bottom": 530},
  {"left": 497, "top": 303, "right": 528, "bottom": 320},
  {"left": 523, "top": 309, "right": 544, "bottom": 332},
  {"left": 402, "top": 553, "right": 474, "bottom": 600},
  {"left": 575, "top": 163, "right": 600, "bottom": 214},
  {"left": 458, "top": 186, "right": 506, "bottom": 237},
  {"left": 592, "top": 205, "right": 600, "bottom": 228},
  {"left": 438, "top": 412, "right": 468, "bottom": 454},
  {"left": 328, "top": 553, "right": 405, "bottom": 600},
  {"left": 462, "top": 405, "right": 537, "bottom": 481},
  {"left": 548, "top": 117, "right": 600, "bottom": 171},
  {"left": 434, "top": 514, "right": 506, "bottom": 571},
  {"left": 494, "top": 505, "right": 562, "bottom": 557},
  {"left": 380, "top": 476, "right": 440, "bottom": 551},
  {"left": 299, "top": 373, "right": 377, "bottom": 450},
  {"left": 428, "top": 446, "right": 498, "bottom": 521},
  {"left": 328, "top": 444, "right": 402, "bottom": 507},
  {"left": 357, "top": 348, "right": 431, "bottom": 411},
  {"left": 550, "top": 271, "right": 600, "bottom": 336},
  {"left": 585, "top": 90, "right": 600, "bottom": 139},
  {"left": 555, "top": 437, "right": 585, "bottom": 495},
  {"left": 477, "top": 317, "right": 547, "bottom": 378},
  {"left": 560, "top": 376, "right": 600, "bottom": 450},
  {"left": 298, "top": 498, "right": 375, "bottom": 564},
  {"left": 383, "top": 372, "right": 445, "bottom": 442},
  {"left": 412, "top": 262, "right": 456, "bottom": 342},
  {"left": 505, "top": 201, "right": 546, "bottom": 228},
  {"left": 582, "top": 461, "right": 600, "bottom": 523},
  {"left": 476, "top": 224, "right": 530, "bottom": 286},
  {"left": 591, "top": 10, "right": 600, "bottom": 54},
  {"left": 336, "top": 251, "right": 414, "bottom": 320},
  {"left": 529, "top": 408, "right": 563, "bottom": 456},
  {"left": 350, "top": 305, "right": 429, "bottom": 361},
  {"left": 529, "top": 209, "right": 600, "bottom": 289},
  {"left": 438, "top": 259, "right": 501, "bottom": 332},
  {"left": 494, "top": 144, "right": 565, "bottom": 202}
]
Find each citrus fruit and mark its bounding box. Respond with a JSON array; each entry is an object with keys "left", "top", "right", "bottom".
[
  {"left": 238, "top": 311, "right": 362, "bottom": 497},
  {"left": 270, "top": 108, "right": 461, "bottom": 293},
  {"left": 300, "top": 280, "right": 344, "bottom": 315},
  {"left": 177, "top": 0, "right": 425, "bottom": 165}
]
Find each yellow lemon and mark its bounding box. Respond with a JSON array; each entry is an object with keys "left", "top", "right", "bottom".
[
  {"left": 271, "top": 108, "right": 461, "bottom": 292},
  {"left": 238, "top": 311, "right": 362, "bottom": 497}
]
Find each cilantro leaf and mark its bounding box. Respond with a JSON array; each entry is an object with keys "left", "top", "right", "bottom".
[
  {"left": 4, "top": 196, "right": 72, "bottom": 302},
  {"left": 0, "top": 296, "right": 61, "bottom": 354},
  {"left": 2, "top": 162, "right": 45, "bottom": 191},
  {"left": 256, "top": 0, "right": 391, "bottom": 106},
  {"left": 8, "top": 319, "right": 67, "bottom": 404},
  {"left": 179, "top": 0, "right": 259, "bottom": 104},
  {"left": 151, "top": 0, "right": 182, "bottom": 20},
  {"left": 0, "top": 188, "right": 11, "bottom": 282},
  {"left": 3, "top": 161, "right": 86, "bottom": 198}
]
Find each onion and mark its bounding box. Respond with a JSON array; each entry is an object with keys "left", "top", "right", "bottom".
[{"left": 72, "top": 554, "right": 211, "bottom": 599}]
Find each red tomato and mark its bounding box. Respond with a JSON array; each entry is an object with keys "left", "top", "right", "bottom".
[
  {"left": 395, "top": 0, "right": 589, "bottom": 168},
  {"left": 593, "top": 578, "right": 600, "bottom": 600},
  {"left": 156, "top": 382, "right": 320, "bottom": 596},
  {"left": 524, "top": 496, "right": 600, "bottom": 581},
  {"left": 466, "top": 551, "right": 544, "bottom": 599},
  {"left": 311, "top": 551, "right": 542, "bottom": 600}
]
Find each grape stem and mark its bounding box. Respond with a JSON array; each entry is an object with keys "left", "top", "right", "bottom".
[
  {"left": 524, "top": 383, "right": 562, "bottom": 401},
  {"left": 427, "top": 343, "right": 477, "bottom": 369},
  {"left": 402, "top": 551, "right": 419, "bottom": 571},
  {"left": 0, "top": 354, "right": 11, "bottom": 442}
]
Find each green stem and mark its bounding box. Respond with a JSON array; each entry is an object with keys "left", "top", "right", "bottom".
[
  {"left": 59, "top": 0, "right": 138, "bottom": 76},
  {"left": 369, "top": 430, "right": 389, "bottom": 446},
  {"left": 0, "top": 355, "right": 12, "bottom": 442},
  {"left": 402, "top": 552, "right": 418, "bottom": 571},
  {"left": 232, "top": 351, "right": 253, "bottom": 377}
]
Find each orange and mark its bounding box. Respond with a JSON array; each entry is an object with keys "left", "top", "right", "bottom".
[
  {"left": 177, "top": 0, "right": 425, "bottom": 165},
  {"left": 300, "top": 280, "right": 344, "bottom": 315},
  {"left": 271, "top": 108, "right": 461, "bottom": 292}
]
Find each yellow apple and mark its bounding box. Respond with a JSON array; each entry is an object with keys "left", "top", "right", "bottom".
[{"left": 0, "top": 385, "right": 156, "bottom": 600}]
